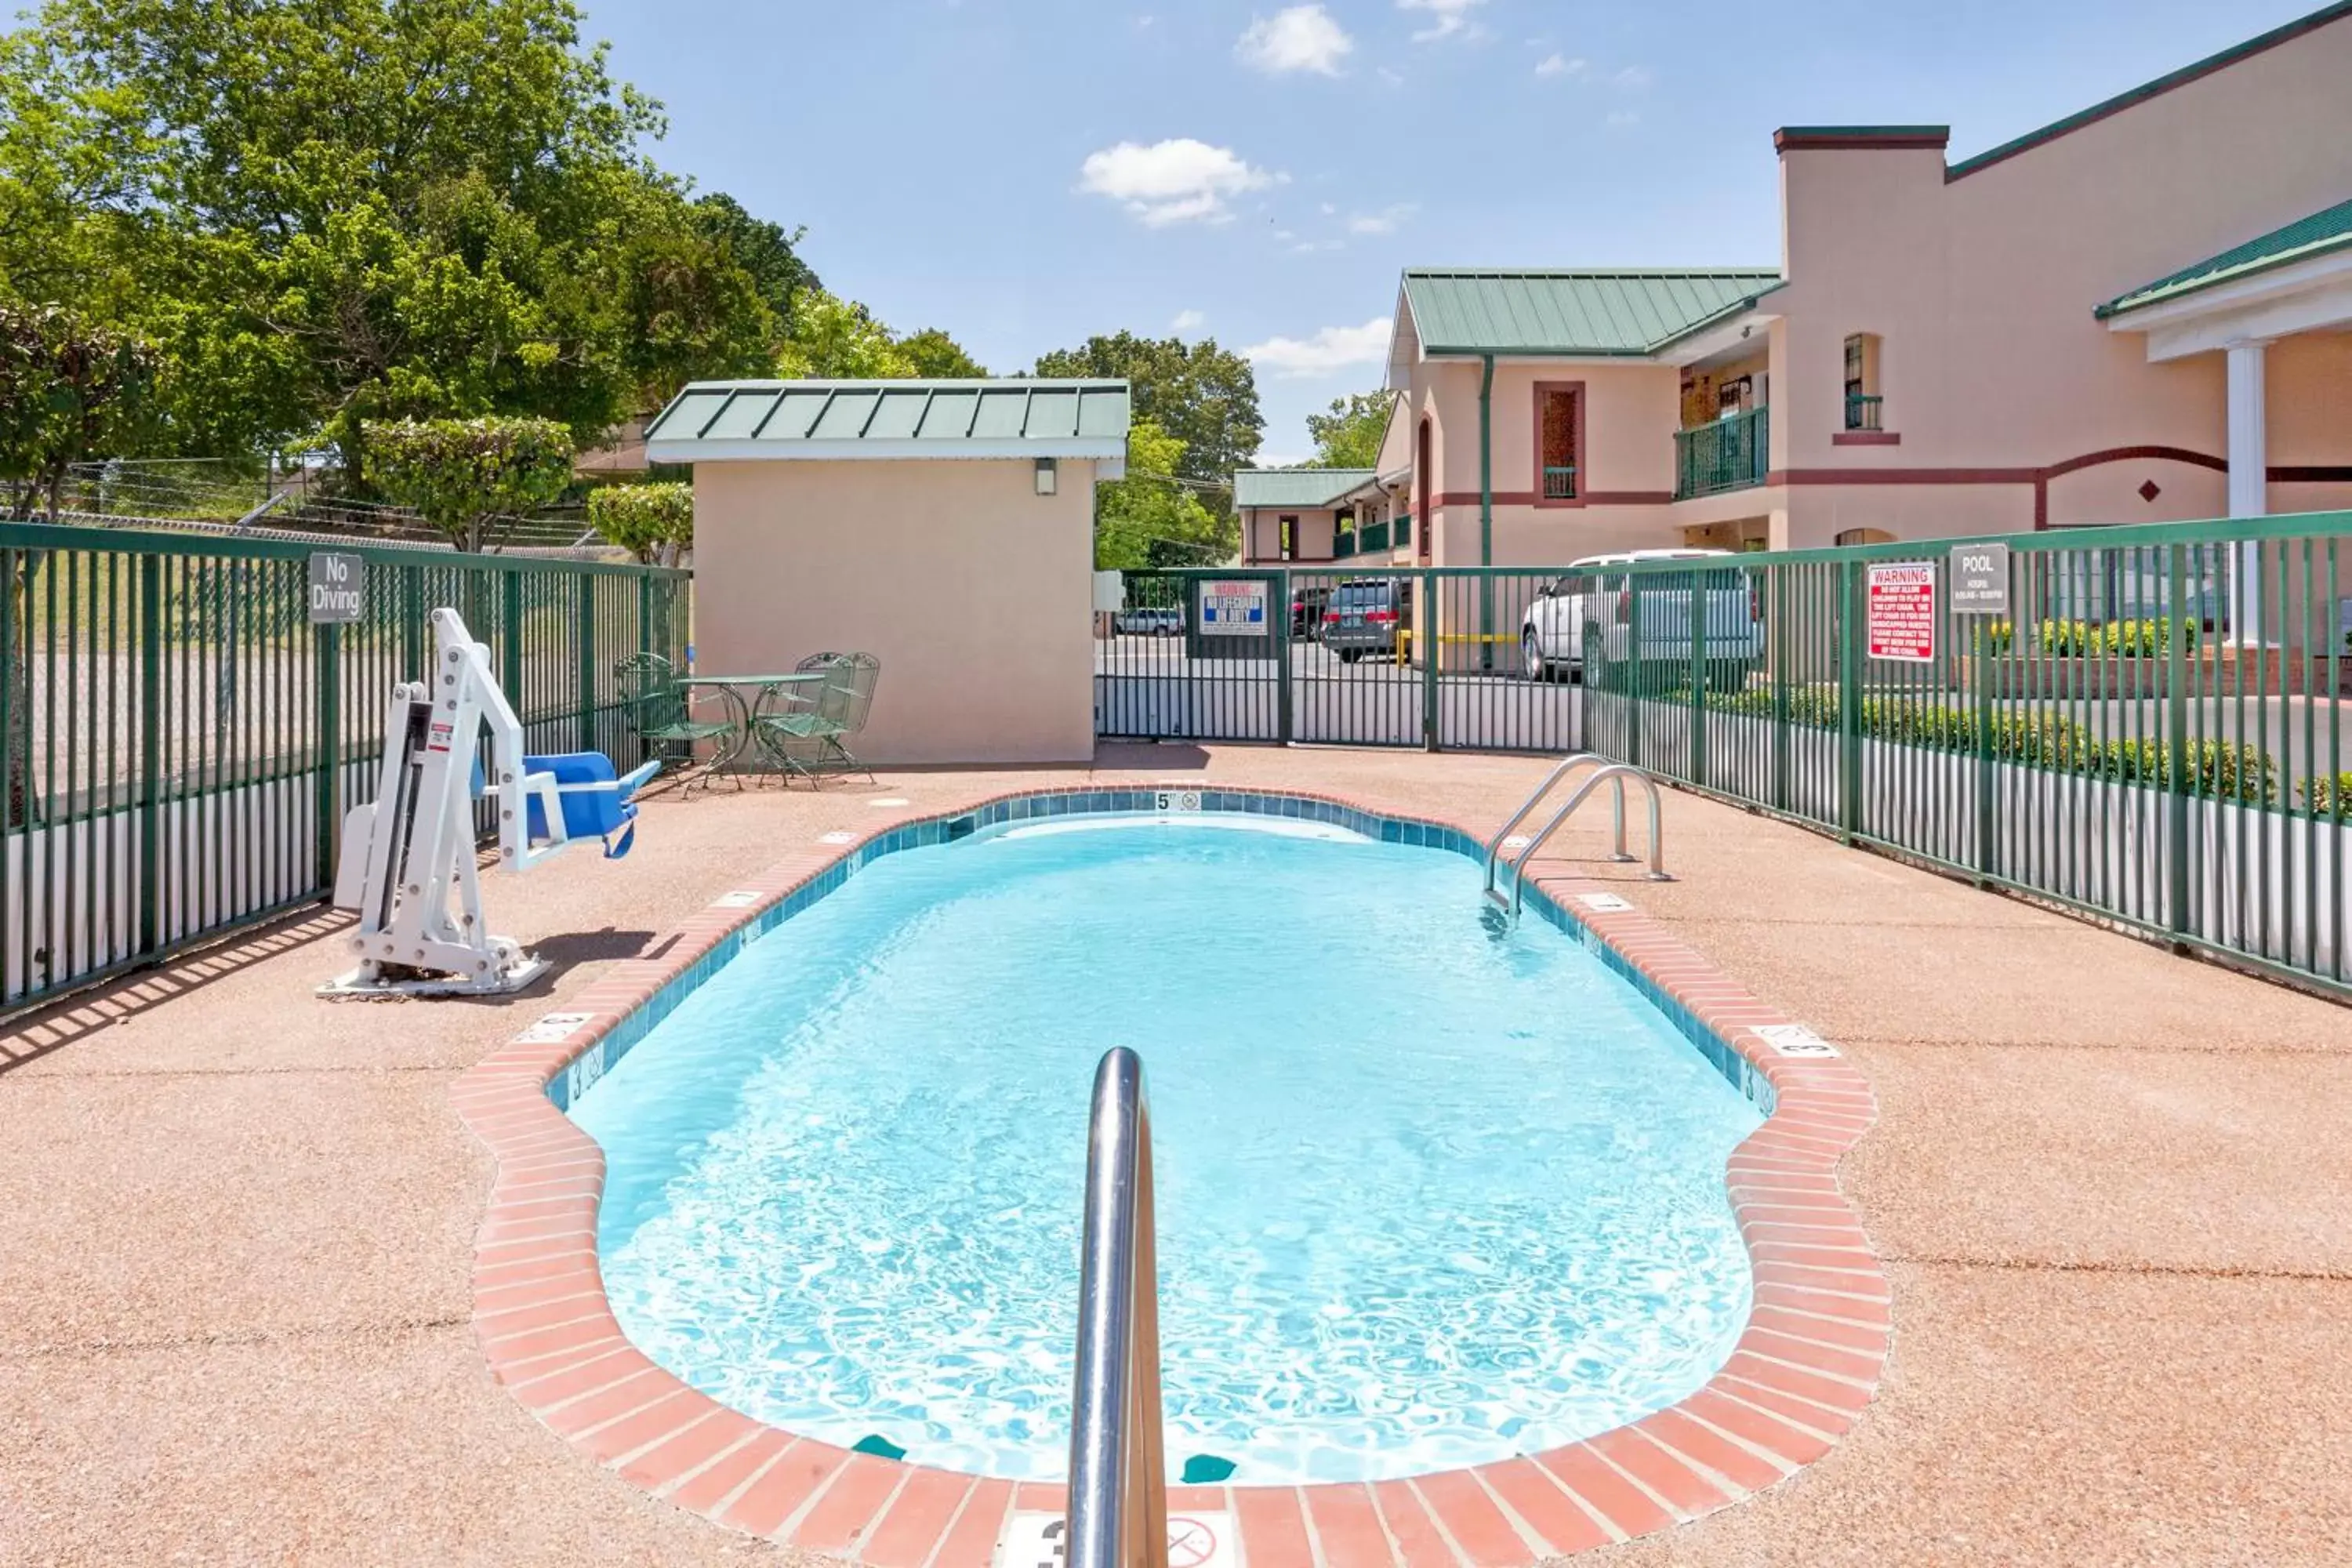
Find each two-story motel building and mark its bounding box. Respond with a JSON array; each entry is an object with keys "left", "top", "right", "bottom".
[{"left": 1237, "top": 3, "right": 2352, "bottom": 570}]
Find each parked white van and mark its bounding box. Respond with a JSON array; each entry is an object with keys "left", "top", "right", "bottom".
[{"left": 1520, "top": 548, "right": 1764, "bottom": 682}]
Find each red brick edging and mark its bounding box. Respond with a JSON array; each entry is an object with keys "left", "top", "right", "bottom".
[{"left": 451, "top": 786, "right": 1885, "bottom": 1566}]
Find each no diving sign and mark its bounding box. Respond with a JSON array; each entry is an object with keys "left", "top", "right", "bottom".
[
  {"left": 1000, "top": 1511, "right": 1235, "bottom": 1568},
  {"left": 309, "top": 551, "right": 365, "bottom": 624}
]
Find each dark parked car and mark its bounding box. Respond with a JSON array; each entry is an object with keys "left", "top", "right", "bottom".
[
  {"left": 1319, "top": 578, "right": 1412, "bottom": 662},
  {"left": 1290, "top": 584, "right": 1331, "bottom": 637}
]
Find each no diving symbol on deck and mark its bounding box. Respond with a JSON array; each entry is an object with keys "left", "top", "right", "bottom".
[
  {"left": 1000, "top": 1512, "right": 1234, "bottom": 1568},
  {"left": 1167, "top": 1516, "right": 1218, "bottom": 1566}
]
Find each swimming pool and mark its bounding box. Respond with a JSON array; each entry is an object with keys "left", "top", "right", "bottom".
[{"left": 568, "top": 809, "right": 1766, "bottom": 1485}]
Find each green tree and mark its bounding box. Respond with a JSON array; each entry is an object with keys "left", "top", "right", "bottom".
[
  {"left": 771, "top": 292, "right": 986, "bottom": 381},
  {"left": 775, "top": 290, "right": 913, "bottom": 379},
  {"left": 1032, "top": 332, "right": 1262, "bottom": 488},
  {"left": 691, "top": 192, "right": 820, "bottom": 334},
  {"left": 1094, "top": 419, "right": 1233, "bottom": 570},
  {"left": 1305, "top": 390, "right": 1393, "bottom": 470},
  {"left": 0, "top": 0, "right": 778, "bottom": 469},
  {"left": 619, "top": 212, "right": 778, "bottom": 410},
  {"left": 586, "top": 480, "right": 691, "bottom": 564},
  {"left": 0, "top": 301, "right": 160, "bottom": 518},
  {"left": 897, "top": 326, "right": 988, "bottom": 379},
  {"left": 368, "top": 416, "right": 574, "bottom": 551}
]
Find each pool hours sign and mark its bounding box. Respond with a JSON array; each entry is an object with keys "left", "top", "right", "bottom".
[{"left": 308, "top": 552, "right": 365, "bottom": 624}]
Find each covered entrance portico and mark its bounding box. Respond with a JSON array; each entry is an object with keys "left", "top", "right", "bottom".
[{"left": 2101, "top": 198, "right": 2352, "bottom": 644}]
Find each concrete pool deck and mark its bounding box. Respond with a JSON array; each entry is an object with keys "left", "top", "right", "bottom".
[{"left": 2, "top": 744, "right": 2347, "bottom": 1566}]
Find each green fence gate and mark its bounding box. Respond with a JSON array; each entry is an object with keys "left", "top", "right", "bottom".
[
  {"left": 1094, "top": 566, "right": 1581, "bottom": 751},
  {"left": 0, "top": 521, "right": 691, "bottom": 1013}
]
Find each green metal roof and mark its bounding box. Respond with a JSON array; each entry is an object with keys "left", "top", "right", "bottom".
[
  {"left": 2098, "top": 197, "right": 2352, "bottom": 318},
  {"left": 642, "top": 379, "right": 1131, "bottom": 463},
  {"left": 1231, "top": 468, "right": 1378, "bottom": 510},
  {"left": 1401, "top": 270, "right": 1784, "bottom": 357}
]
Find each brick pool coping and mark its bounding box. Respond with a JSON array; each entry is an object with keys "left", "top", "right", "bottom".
[{"left": 451, "top": 786, "right": 1886, "bottom": 1567}]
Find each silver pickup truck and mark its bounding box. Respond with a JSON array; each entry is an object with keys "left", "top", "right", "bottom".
[{"left": 1520, "top": 548, "right": 1764, "bottom": 682}]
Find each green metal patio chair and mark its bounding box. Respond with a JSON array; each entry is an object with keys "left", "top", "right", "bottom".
[
  {"left": 754, "top": 652, "right": 880, "bottom": 786},
  {"left": 614, "top": 652, "right": 738, "bottom": 797}
]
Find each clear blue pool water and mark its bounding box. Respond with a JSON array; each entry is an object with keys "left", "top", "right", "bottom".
[{"left": 570, "top": 814, "right": 1762, "bottom": 1483}]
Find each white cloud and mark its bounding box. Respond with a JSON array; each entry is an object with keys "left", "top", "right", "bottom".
[
  {"left": 1398, "top": 0, "right": 1484, "bottom": 42},
  {"left": 1606, "top": 109, "right": 1641, "bottom": 128},
  {"left": 1376, "top": 65, "right": 1405, "bottom": 85},
  {"left": 1171, "top": 309, "right": 1207, "bottom": 333},
  {"left": 1078, "top": 139, "right": 1278, "bottom": 227},
  {"left": 1236, "top": 5, "right": 1354, "bottom": 75},
  {"left": 1347, "top": 202, "right": 1417, "bottom": 235},
  {"left": 1241, "top": 316, "right": 1392, "bottom": 378},
  {"left": 1613, "top": 64, "right": 1653, "bottom": 89},
  {"left": 1534, "top": 53, "right": 1585, "bottom": 78}
]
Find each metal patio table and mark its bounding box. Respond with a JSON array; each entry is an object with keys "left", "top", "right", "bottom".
[{"left": 678, "top": 672, "right": 831, "bottom": 784}]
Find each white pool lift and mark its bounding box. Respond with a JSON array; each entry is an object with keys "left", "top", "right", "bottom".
[{"left": 320, "top": 608, "right": 658, "bottom": 999}]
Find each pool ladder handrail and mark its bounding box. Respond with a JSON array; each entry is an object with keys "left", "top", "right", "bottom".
[
  {"left": 1065, "top": 1047, "right": 1170, "bottom": 1568},
  {"left": 1483, "top": 756, "right": 1671, "bottom": 919}
]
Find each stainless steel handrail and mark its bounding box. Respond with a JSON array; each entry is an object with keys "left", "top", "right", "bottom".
[
  {"left": 1065, "top": 1047, "right": 1169, "bottom": 1568},
  {"left": 1499, "top": 764, "right": 1671, "bottom": 918},
  {"left": 1483, "top": 753, "right": 1631, "bottom": 903}
]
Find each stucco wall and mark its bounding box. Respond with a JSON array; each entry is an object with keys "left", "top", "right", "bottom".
[
  {"left": 1773, "top": 16, "right": 2352, "bottom": 489},
  {"left": 691, "top": 458, "right": 1098, "bottom": 765}
]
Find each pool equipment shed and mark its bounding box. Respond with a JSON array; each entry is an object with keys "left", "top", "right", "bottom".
[{"left": 647, "top": 379, "right": 1132, "bottom": 765}]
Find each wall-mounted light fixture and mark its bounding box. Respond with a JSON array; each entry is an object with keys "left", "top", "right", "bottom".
[{"left": 1034, "top": 457, "right": 1058, "bottom": 496}]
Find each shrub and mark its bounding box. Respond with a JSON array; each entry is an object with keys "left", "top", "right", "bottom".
[
  {"left": 368, "top": 416, "right": 575, "bottom": 551},
  {"left": 2299, "top": 771, "right": 2352, "bottom": 820},
  {"left": 1975, "top": 617, "right": 2192, "bottom": 659},
  {"left": 586, "top": 481, "right": 692, "bottom": 564}
]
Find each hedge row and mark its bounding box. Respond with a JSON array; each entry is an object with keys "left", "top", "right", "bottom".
[
  {"left": 1974, "top": 617, "right": 2197, "bottom": 659},
  {"left": 1693, "top": 686, "right": 2296, "bottom": 808}
]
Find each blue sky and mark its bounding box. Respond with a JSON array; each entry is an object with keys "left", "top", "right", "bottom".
[{"left": 579, "top": 0, "right": 2321, "bottom": 463}]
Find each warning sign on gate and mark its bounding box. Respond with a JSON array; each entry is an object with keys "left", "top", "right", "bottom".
[
  {"left": 1199, "top": 580, "right": 1268, "bottom": 636},
  {"left": 1865, "top": 562, "right": 1936, "bottom": 663}
]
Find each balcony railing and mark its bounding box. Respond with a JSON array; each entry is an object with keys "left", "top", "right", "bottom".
[
  {"left": 1846, "top": 393, "right": 1882, "bottom": 432},
  {"left": 1541, "top": 465, "right": 1577, "bottom": 501},
  {"left": 1334, "top": 526, "right": 1356, "bottom": 557},
  {"left": 1360, "top": 517, "right": 1391, "bottom": 554},
  {"left": 1674, "top": 407, "right": 1769, "bottom": 500}
]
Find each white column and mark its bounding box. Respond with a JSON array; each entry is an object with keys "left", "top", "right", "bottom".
[{"left": 2225, "top": 338, "right": 2267, "bottom": 645}]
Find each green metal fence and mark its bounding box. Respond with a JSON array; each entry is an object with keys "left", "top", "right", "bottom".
[
  {"left": 1, "top": 521, "right": 691, "bottom": 1012},
  {"left": 1581, "top": 512, "right": 2351, "bottom": 996}
]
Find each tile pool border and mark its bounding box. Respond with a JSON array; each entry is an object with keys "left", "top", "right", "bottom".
[{"left": 452, "top": 786, "right": 1886, "bottom": 1567}]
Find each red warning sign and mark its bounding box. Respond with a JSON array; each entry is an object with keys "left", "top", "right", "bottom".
[{"left": 1866, "top": 562, "right": 1936, "bottom": 663}]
